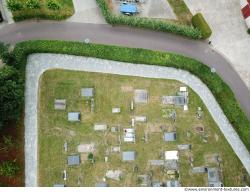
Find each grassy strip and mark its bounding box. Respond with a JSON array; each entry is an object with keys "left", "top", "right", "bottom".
[
  {"left": 96, "top": 0, "right": 201, "bottom": 39},
  {"left": 11, "top": 40, "right": 250, "bottom": 151},
  {"left": 167, "top": 0, "right": 193, "bottom": 25},
  {"left": 10, "top": 0, "right": 74, "bottom": 21}
]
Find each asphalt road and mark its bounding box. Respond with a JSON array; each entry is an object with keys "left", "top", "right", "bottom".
[{"left": 0, "top": 21, "right": 249, "bottom": 119}]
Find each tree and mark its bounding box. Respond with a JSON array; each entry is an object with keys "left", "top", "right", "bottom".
[{"left": 0, "top": 65, "right": 23, "bottom": 129}]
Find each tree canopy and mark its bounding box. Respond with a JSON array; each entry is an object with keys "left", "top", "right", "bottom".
[{"left": 0, "top": 65, "right": 23, "bottom": 128}]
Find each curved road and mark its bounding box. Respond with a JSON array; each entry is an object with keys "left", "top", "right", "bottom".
[{"left": 0, "top": 21, "right": 249, "bottom": 119}]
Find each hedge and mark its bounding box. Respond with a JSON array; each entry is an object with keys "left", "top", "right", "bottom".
[
  {"left": 10, "top": 40, "right": 250, "bottom": 152},
  {"left": 192, "top": 13, "right": 212, "bottom": 39},
  {"left": 96, "top": 0, "right": 202, "bottom": 39}
]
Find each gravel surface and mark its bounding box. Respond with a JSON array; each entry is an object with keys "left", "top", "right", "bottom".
[{"left": 25, "top": 53, "right": 250, "bottom": 186}]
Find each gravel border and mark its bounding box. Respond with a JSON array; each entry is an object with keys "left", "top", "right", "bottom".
[{"left": 25, "top": 53, "right": 250, "bottom": 186}]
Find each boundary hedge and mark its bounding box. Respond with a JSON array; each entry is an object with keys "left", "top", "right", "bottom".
[
  {"left": 10, "top": 40, "right": 250, "bottom": 151},
  {"left": 96, "top": 0, "right": 202, "bottom": 39},
  {"left": 192, "top": 13, "right": 212, "bottom": 39}
]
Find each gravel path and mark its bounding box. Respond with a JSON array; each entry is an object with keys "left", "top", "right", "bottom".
[{"left": 25, "top": 53, "right": 250, "bottom": 186}]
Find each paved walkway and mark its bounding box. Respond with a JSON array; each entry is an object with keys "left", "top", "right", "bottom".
[
  {"left": 25, "top": 53, "right": 250, "bottom": 186},
  {"left": 185, "top": 0, "right": 250, "bottom": 88},
  {"left": 67, "top": 0, "right": 106, "bottom": 24}
]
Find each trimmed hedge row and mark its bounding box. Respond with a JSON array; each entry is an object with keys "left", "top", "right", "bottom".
[
  {"left": 11, "top": 40, "right": 250, "bottom": 151},
  {"left": 13, "top": 11, "right": 71, "bottom": 21},
  {"left": 192, "top": 13, "right": 212, "bottom": 39},
  {"left": 96, "top": 0, "right": 202, "bottom": 39}
]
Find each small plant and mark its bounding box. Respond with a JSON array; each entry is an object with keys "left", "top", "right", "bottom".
[
  {"left": 25, "top": 0, "right": 40, "bottom": 9},
  {"left": 7, "top": 0, "right": 23, "bottom": 11},
  {"left": 0, "top": 160, "right": 19, "bottom": 177},
  {"left": 3, "top": 136, "right": 14, "bottom": 149},
  {"left": 46, "top": 0, "right": 61, "bottom": 10},
  {"left": 88, "top": 153, "right": 94, "bottom": 163}
]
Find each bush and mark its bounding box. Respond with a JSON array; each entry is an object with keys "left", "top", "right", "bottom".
[
  {"left": 0, "top": 66, "right": 23, "bottom": 129},
  {"left": 192, "top": 13, "right": 212, "bottom": 39},
  {"left": 25, "top": 0, "right": 40, "bottom": 9},
  {"left": 46, "top": 0, "right": 61, "bottom": 10},
  {"left": 0, "top": 160, "right": 19, "bottom": 177},
  {"left": 96, "top": 0, "right": 202, "bottom": 39},
  {"left": 0, "top": 43, "right": 10, "bottom": 64},
  {"left": 7, "top": 0, "right": 23, "bottom": 11},
  {"left": 248, "top": 28, "right": 250, "bottom": 34}
]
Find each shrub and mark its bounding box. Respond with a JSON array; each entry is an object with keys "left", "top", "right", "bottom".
[
  {"left": 7, "top": 0, "right": 23, "bottom": 11},
  {"left": 0, "top": 66, "right": 23, "bottom": 129},
  {"left": 192, "top": 13, "right": 212, "bottom": 39},
  {"left": 0, "top": 43, "right": 10, "bottom": 64},
  {"left": 46, "top": 0, "right": 61, "bottom": 10},
  {"left": 25, "top": 0, "right": 40, "bottom": 9},
  {"left": 95, "top": 0, "right": 202, "bottom": 39},
  {"left": 0, "top": 160, "right": 19, "bottom": 177},
  {"left": 248, "top": 28, "right": 250, "bottom": 34}
]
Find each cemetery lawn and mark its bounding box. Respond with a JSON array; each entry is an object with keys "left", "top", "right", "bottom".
[{"left": 38, "top": 69, "right": 249, "bottom": 187}]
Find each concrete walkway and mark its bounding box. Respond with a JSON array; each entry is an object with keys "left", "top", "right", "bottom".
[
  {"left": 184, "top": 0, "right": 250, "bottom": 88},
  {"left": 25, "top": 53, "right": 250, "bottom": 186},
  {"left": 67, "top": 0, "right": 106, "bottom": 24}
]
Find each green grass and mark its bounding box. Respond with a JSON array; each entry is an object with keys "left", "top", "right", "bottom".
[
  {"left": 10, "top": 0, "right": 74, "bottom": 21},
  {"left": 167, "top": 0, "right": 193, "bottom": 25},
  {"left": 38, "top": 69, "right": 248, "bottom": 187}
]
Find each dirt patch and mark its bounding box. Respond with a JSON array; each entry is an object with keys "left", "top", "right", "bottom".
[
  {"left": 121, "top": 85, "right": 133, "bottom": 92},
  {"left": 204, "top": 153, "right": 219, "bottom": 165},
  {"left": 147, "top": 123, "right": 165, "bottom": 133},
  {"left": 214, "top": 134, "right": 219, "bottom": 142},
  {"left": 194, "top": 124, "right": 204, "bottom": 133}
]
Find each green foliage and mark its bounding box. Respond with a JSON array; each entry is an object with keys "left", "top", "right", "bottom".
[
  {"left": 248, "top": 28, "right": 250, "bottom": 34},
  {"left": 10, "top": 40, "right": 250, "bottom": 152},
  {"left": 0, "top": 66, "right": 23, "bottom": 129},
  {"left": 192, "top": 13, "right": 212, "bottom": 39},
  {"left": 0, "top": 160, "right": 19, "bottom": 177},
  {"left": 46, "top": 0, "right": 61, "bottom": 10},
  {"left": 25, "top": 0, "right": 40, "bottom": 9},
  {"left": 0, "top": 43, "right": 10, "bottom": 64},
  {"left": 96, "top": 0, "right": 201, "bottom": 39},
  {"left": 10, "top": 0, "right": 73, "bottom": 21},
  {"left": 0, "top": 183, "right": 8, "bottom": 187},
  {"left": 3, "top": 136, "right": 14, "bottom": 149},
  {"left": 88, "top": 153, "right": 94, "bottom": 161},
  {"left": 7, "top": 0, "right": 23, "bottom": 11}
]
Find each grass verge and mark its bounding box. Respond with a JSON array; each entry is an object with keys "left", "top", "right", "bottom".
[{"left": 167, "top": 0, "right": 193, "bottom": 25}]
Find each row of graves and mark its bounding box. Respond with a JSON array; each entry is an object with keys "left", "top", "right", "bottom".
[{"left": 53, "top": 86, "right": 223, "bottom": 187}]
